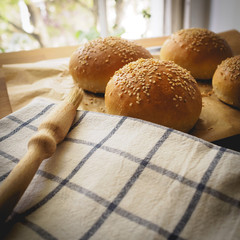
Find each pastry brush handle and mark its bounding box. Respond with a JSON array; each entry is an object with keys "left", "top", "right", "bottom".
[{"left": 0, "top": 87, "right": 83, "bottom": 224}]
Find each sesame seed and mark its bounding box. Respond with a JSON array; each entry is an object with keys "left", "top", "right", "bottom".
[
  {"left": 172, "top": 28, "right": 229, "bottom": 53},
  {"left": 109, "top": 58, "right": 199, "bottom": 107}
]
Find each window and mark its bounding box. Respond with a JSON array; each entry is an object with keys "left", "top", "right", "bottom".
[{"left": 0, "top": 0, "right": 239, "bottom": 52}]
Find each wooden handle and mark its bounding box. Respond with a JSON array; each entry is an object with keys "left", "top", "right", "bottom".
[{"left": 0, "top": 87, "right": 83, "bottom": 224}]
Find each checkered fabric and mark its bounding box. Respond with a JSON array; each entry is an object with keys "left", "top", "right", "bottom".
[{"left": 0, "top": 98, "right": 239, "bottom": 240}]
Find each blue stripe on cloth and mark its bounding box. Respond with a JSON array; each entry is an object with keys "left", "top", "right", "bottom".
[
  {"left": 21, "top": 218, "right": 58, "bottom": 240},
  {"left": 38, "top": 171, "right": 184, "bottom": 239},
  {"left": 0, "top": 103, "right": 54, "bottom": 143},
  {"left": 78, "top": 110, "right": 240, "bottom": 156},
  {"left": 4, "top": 109, "right": 88, "bottom": 133},
  {"left": 3, "top": 108, "right": 240, "bottom": 157},
  {"left": 0, "top": 171, "right": 10, "bottom": 182},
  {"left": 0, "top": 150, "right": 19, "bottom": 183},
  {"left": 79, "top": 128, "right": 172, "bottom": 240},
  {"left": 0, "top": 150, "right": 19, "bottom": 164},
  {"left": 66, "top": 138, "right": 240, "bottom": 209},
  {"left": 7, "top": 116, "right": 38, "bottom": 131},
  {"left": 1, "top": 142, "right": 239, "bottom": 213},
  {"left": 167, "top": 147, "right": 226, "bottom": 240},
  {"left": 0, "top": 203, "right": 58, "bottom": 240},
  {"left": 4, "top": 168, "right": 184, "bottom": 240},
  {"left": 0, "top": 145, "right": 237, "bottom": 239},
  {"left": 20, "top": 116, "right": 126, "bottom": 218},
  {"left": 1, "top": 133, "right": 239, "bottom": 210},
  {"left": 70, "top": 111, "right": 88, "bottom": 131}
]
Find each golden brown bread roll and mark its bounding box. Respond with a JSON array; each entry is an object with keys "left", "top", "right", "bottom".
[
  {"left": 69, "top": 36, "right": 152, "bottom": 93},
  {"left": 160, "top": 28, "right": 233, "bottom": 79},
  {"left": 105, "top": 58, "right": 202, "bottom": 132},
  {"left": 212, "top": 55, "right": 240, "bottom": 109}
]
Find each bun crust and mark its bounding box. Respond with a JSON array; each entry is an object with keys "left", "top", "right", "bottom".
[
  {"left": 105, "top": 58, "right": 202, "bottom": 132},
  {"left": 69, "top": 36, "right": 152, "bottom": 93},
  {"left": 160, "top": 28, "right": 233, "bottom": 79},
  {"left": 212, "top": 55, "right": 240, "bottom": 109}
]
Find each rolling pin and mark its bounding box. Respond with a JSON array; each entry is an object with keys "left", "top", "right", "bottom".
[{"left": 0, "top": 86, "right": 83, "bottom": 224}]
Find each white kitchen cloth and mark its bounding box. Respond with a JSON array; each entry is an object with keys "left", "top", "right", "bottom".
[{"left": 0, "top": 98, "right": 239, "bottom": 240}]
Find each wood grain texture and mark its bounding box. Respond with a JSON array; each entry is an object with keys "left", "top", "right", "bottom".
[
  {"left": 0, "top": 87, "right": 83, "bottom": 224},
  {"left": 0, "top": 74, "right": 12, "bottom": 118}
]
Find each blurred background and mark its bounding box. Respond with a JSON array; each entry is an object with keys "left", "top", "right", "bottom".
[{"left": 0, "top": 0, "right": 239, "bottom": 53}]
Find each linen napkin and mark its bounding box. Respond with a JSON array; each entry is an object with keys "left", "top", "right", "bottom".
[{"left": 0, "top": 98, "right": 239, "bottom": 240}]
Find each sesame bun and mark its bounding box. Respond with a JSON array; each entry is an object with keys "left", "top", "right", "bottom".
[
  {"left": 105, "top": 58, "right": 202, "bottom": 132},
  {"left": 160, "top": 28, "right": 233, "bottom": 79},
  {"left": 212, "top": 55, "right": 240, "bottom": 109},
  {"left": 69, "top": 36, "right": 152, "bottom": 93}
]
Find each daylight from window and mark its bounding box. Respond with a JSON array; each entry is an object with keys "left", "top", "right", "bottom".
[{"left": 0, "top": 0, "right": 156, "bottom": 52}]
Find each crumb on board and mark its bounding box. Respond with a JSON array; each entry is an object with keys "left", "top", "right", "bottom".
[
  {"left": 201, "top": 90, "right": 213, "bottom": 97},
  {"left": 100, "top": 107, "right": 106, "bottom": 113}
]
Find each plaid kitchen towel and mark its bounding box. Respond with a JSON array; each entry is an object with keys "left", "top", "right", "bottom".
[{"left": 0, "top": 98, "right": 239, "bottom": 240}]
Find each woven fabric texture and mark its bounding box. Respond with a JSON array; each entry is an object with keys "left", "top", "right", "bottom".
[{"left": 0, "top": 98, "right": 239, "bottom": 240}]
